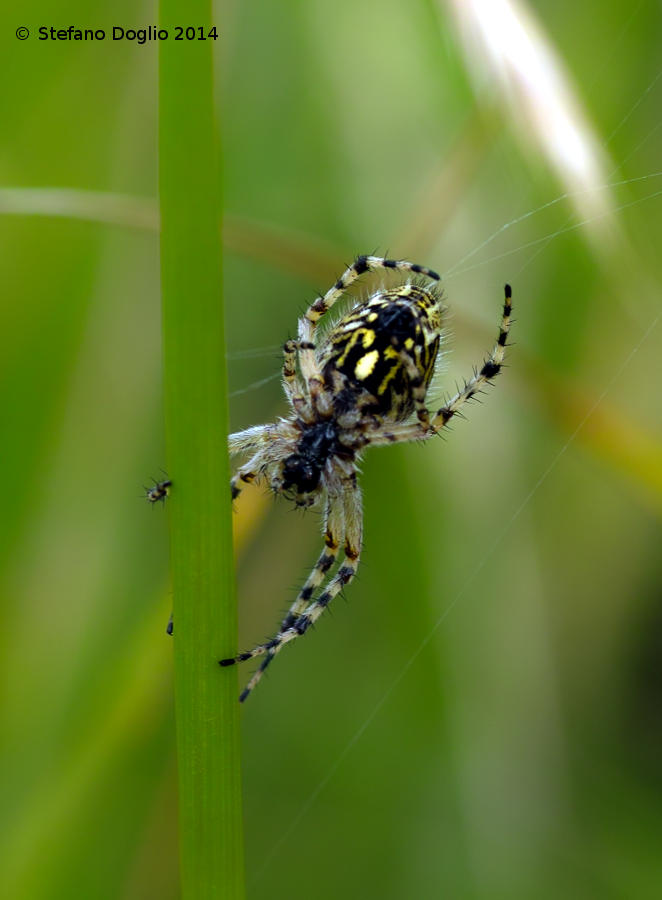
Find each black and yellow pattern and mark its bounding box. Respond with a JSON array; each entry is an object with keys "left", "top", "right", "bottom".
[
  {"left": 218, "top": 256, "right": 512, "bottom": 702},
  {"left": 144, "top": 477, "right": 171, "bottom": 503},
  {"left": 320, "top": 283, "right": 443, "bottom": 422}
]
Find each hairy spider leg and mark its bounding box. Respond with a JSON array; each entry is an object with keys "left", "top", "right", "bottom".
[
  {"left": 222, "top": 478, "right": 361, "bottom": 702},
  {"left": 288, "top": 483, "right": 362, "bottom": 636},
  {"left": 282, "top": 339, "right": 315, "bottom": 421},
  {"left": 230, "top": 455, "right": 263, "bottom": 501},
  {"left": 303, "top": 255, "right": 440, "bottom": 330},
  {"left": 219, "top": 489, "right": 346, "bottom": 694},
  {"left": 279, "top": 493, "right": 346, "bottom": 630},
  {"left": 361, "top": 285, "right": 513, "bottom": 447},
  {"left": 228, "top": 424, "right": 271, "bottom": 457}
]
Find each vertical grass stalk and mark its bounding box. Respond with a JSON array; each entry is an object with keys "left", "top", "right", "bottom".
[{"left": 158, "top": 5, "right": 245, "bottom": 898}]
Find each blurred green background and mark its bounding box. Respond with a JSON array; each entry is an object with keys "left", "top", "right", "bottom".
[{"left": 2, "top": 1, "right": 662, "bottom": 897}]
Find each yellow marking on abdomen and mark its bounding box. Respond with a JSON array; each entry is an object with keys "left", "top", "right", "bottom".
[
  {"left": 355, "top": 350, "right": 379, "bottom": 380},
  {"left": 377, "top": 348, "right": 401, "bottom": 395},
  {"left": 336, "top": 328, "right": 363, "bottom": 367}
]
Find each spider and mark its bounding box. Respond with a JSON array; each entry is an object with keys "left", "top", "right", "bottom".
[
  {"left": 220, "top": 255, "right": 512, "bottom": 702},
  {"left": 145, "top": 477, "right": 172, "bottom": 504}
]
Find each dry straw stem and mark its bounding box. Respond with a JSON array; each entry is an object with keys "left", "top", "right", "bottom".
[
  {"left": 159, "top": 1, "right": 245, "bottom": 896},
  {"left": 444, "top": 0, "right": 612, "bottom": 223}
]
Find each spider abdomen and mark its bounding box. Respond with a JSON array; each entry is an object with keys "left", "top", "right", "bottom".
[{"left": 321, "top": 283, "right": 443, "bottom": 422}]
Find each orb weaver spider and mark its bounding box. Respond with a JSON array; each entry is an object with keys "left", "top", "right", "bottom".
[{"left": 219, "top": 255, "right": 512, "bottom": 702}]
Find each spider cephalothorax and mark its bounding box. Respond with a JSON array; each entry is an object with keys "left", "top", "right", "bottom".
[
  {"left": 220, "top": 255, "right": 512, "bottom": 702},
  {"left": 281, "top": 420, "right": 344, "bottom": 502}
]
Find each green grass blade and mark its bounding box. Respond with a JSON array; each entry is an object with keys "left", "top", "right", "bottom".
[{"left": 158, "top": 6, "right": 245, "bottom": 898}]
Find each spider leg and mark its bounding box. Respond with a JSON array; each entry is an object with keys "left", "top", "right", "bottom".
[
  {"left": 301, "top": 255, "right": 440, "bottom": 332},
  {"left": 228, "top": 425, "right": 270, "bottom": 457},
  {"left": 291, "top": 480, "right": 362, "bottom": 637},
  {"left": 219, "top": 489, "right": 347, "bottom": 701},
  {"left": 229, "top": 423, "right": 300, "bottom": 496},
  {"left": 428, "top": 283, "right": 512, "bottom": 429},
  {"left": 281, "top": 339, "right": 299, "bottom": 397},
  {"left": 361, "top": 284, "right": 512, "bottom": 447},
  {"left": 279, "top": 492, "right": 345, "bottom": 630},
  {"left": 282, "top": 339, "right": 314, "bottom": 421},
  {"left": 230, "top": 455, "right": 262, "bottom": 501}
]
